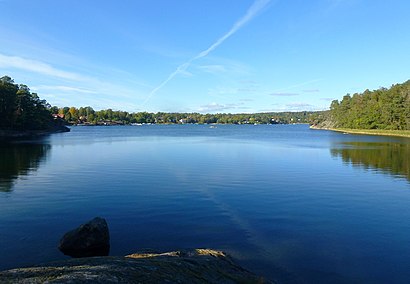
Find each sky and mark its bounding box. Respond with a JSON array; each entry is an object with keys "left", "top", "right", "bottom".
[{"left": 0, "top": 0, "right": 409, "bottom": 113}]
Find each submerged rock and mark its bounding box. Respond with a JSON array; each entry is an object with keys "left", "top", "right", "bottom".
[
  {"left": 59, "top": 217, "right": 110, "bottom": 258},
  {"left": 0, "top": 249, "right": 273, "bottom": 283}
]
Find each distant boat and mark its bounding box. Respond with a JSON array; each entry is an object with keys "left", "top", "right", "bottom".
[
  {"left": 209, "top": 125, "right": 217, "bottom": 129},
  {"left": 131, "top": 123, "right": 143, "bottom": 126}
]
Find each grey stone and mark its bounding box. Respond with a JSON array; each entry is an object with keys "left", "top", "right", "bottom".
[
  {"left": 0, "top": 249, "right": 274, "bottom": 283},
  {"left": 58, "top": 217, "right": 110, "bottom": 258}
]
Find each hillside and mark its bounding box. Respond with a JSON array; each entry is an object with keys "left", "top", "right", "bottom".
[{"left": 313, "top": 80, "right": 410, "bottom": 130}]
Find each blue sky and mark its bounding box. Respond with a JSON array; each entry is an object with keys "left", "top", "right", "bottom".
[{"left": 0, "top": 0, "right": 409, "bottom": 113}]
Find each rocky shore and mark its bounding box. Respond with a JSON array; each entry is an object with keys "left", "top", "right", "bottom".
[
  {"left": 310, "top": 125, "right": 410, "bottom": 138},
  {"left": 0, "top": 249, "right": 272, "bottom": 283},
  {"left": 0, "top": 217, "right": 273, "bottom": 283},
  {"left": 0, "top": 125, "right": 70, "bottom": 139}
]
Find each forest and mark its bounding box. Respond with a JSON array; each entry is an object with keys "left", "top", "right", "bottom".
[{"left": 328, "top": 80, "right": 410, "bottom": 130}]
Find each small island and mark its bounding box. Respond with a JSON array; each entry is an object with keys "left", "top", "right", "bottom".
[{"left": 0, "top": 76, "right": 69, "bottom": 139}]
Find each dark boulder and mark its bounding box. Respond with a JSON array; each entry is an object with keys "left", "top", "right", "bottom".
[{"left": 59, "top": 217, "right": 110, "bottom": 258}]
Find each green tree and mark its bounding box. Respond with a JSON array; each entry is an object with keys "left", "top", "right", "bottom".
[
  {"left": 0, "top": 76, "right": 18, "bottom": 128},
  {"left": 0, "top": 77, "right": 54, "bottom": 130},
  {"left": 329, "top": 80, "right": 410, "bottom": 130}
]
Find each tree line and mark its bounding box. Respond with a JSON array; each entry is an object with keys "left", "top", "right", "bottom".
[
  {"left": 53, "top": 106, "right": 317, "bottom": 125},
  {"left": 19, "top": 74, "right": 410, "bottom": 130},
  {"left": 328, "top": 80, "right": 410, "bottom": 130},
  {"left": 0, "top": 76, "right": 321, "bottom": 130},
  {"left": 4, "top": 75, "right": 409, "bottom": 130}
]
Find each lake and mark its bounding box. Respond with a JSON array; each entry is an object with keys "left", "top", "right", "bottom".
[{"left": 1, "top": 124, "right": 409, "bottom": 283}]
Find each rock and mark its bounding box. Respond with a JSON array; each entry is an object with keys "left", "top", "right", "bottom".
[
  {"left": 0, "top": 249, "right": 274, "bottom": 283},
  {"left": 58, "top": 217, "right": 110, "bottom": 258}
]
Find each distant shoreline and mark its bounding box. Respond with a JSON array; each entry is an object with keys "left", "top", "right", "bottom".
[
  {"left": 70, "top": 122, "right": 310, "bottom": 126},
  {"left": 310, "top": 125, "right": 410, "bottom": 138}
]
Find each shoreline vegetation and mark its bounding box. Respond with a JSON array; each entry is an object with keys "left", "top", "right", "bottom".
[
  {"left": 311, "top": 79, "right": 409, "bottom": 138},
  {"left": 56, "top": 109, "right": 317, "bottom": 126},
  {"left": 0, "top": 76, "right": 69, "bottom": 138}
]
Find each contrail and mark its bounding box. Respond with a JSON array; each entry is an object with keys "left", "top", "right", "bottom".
[{"left": 142, "top": 0, "right": 271, "bottom": 106}]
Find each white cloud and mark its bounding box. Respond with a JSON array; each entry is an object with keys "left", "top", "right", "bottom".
[
  {"left": 302, "top": 89, "right": 320, "bottom": 93},
  {"left": 285, "top": 102, "right": 315, "bottom": 110},
  {"left": 0, "top": 53, "right": 150, "bottom": 111},
  {"left": 263, "top": 102, "right": 325, "bottom": 112},
  {"left": 32, "top": 85, "right": 97, "bottom": 94},
  {"left": 320, "top": 97, "right": 336, "bottom": 101},
  {"left": 198, "top": 102, "right": 245, "bottom": 113},
  {"left": 208, "top": 86, "right": 239, "bottom": 96},
  {"left": 269, "top": 92, "right": 299, "bottom": 96},
  {"left": 198, "top": 59, "right": 251, "bottom": 77},
  {"left": 178, "top": 69, "right": 194, "bottom": 77},
  {"left": 205, "top": 78, "right": 259, "bottom": 98},
  {"left": 270, "top": 78, "right": 323, "bottom": 93},
  {"left": 0, "top": 53, "right": 84, "bottom": 81},
  {"left": 198, "top": 64, "right": 227, "bottom": 74},
  {"left": 237, "top": 88, "right": 258, "bottom": 93}
]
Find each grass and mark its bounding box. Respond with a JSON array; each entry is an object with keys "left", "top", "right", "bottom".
[{"left": 327, "top": 128, "right": 410, "bottom": 138}]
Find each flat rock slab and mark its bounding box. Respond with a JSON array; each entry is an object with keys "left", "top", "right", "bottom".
[{"left": 0, "top": 249, "right": 273, "bottom": 283}]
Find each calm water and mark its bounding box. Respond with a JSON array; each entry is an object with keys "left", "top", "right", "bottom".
[{"left": 1, "top": 124, "right": 409, "bottom": 283}]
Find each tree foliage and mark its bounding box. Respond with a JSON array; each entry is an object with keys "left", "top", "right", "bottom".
[
  {"left": 56, "top": 106, "right": 319, "bottom": 125},
  {"left": 329, "top": 80, "right": 410, "bottom": 130},
  {"left": 0, "top": 76, "right": 54, "bottom": 130}
]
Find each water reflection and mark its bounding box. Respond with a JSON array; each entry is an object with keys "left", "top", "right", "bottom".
[
  {"left": 331, "top": 142, "right": 410, "bottom": 182},
  {"left": 0, "top": 141, "right": 51, "bottom": 192}
]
